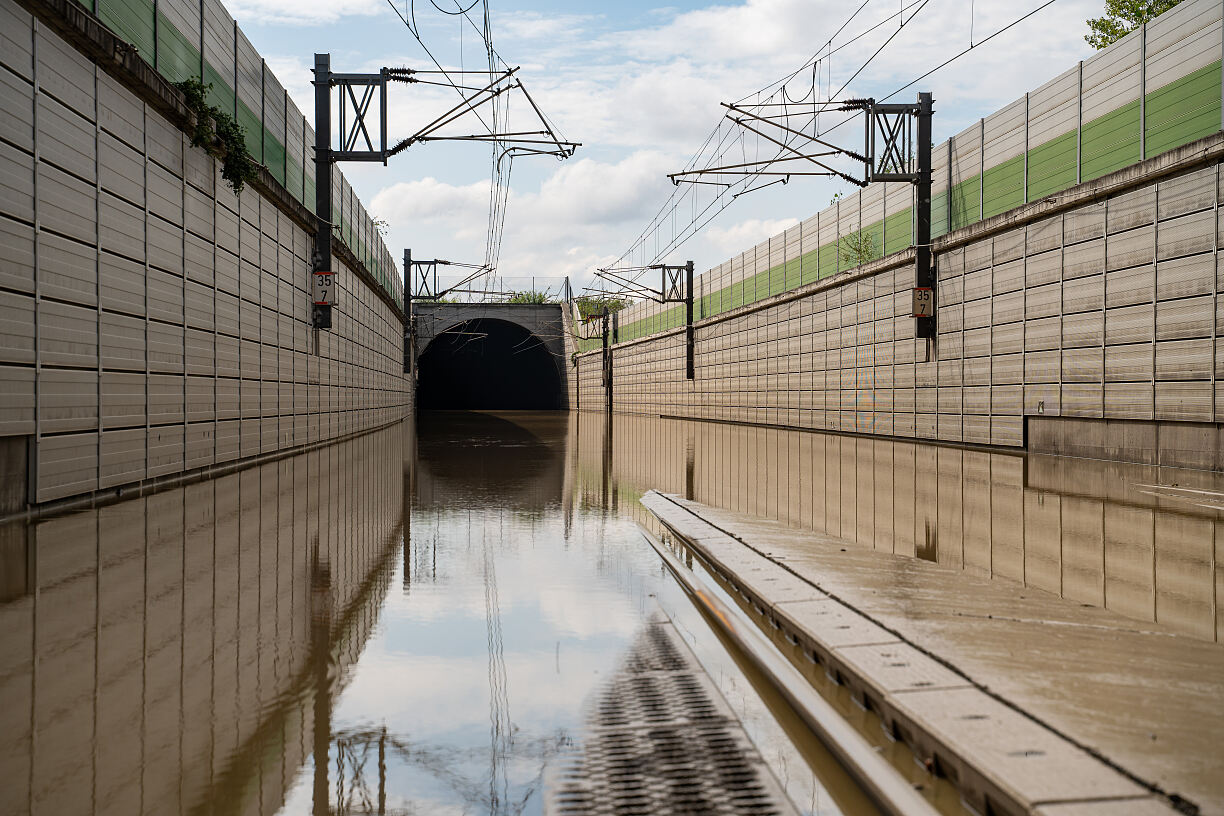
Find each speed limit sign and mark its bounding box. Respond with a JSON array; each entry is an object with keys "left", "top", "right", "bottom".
[{"left": 912, "top": 287, "right": 934, "bottom": 318}]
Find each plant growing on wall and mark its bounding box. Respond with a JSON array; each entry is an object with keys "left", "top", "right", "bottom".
[
  {"left": 839, "top": 229, "right": 878, "bottom": 269},
  {"left": 174, "top": 78, "right": 258, "bottom": 194},
  {"left": 1085, "top": 0, "right": 1182, "bottom": 49}
]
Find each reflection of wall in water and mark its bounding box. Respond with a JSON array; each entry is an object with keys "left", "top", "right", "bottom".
[
  {"left": 575, "top": 414, "right": 1222, "bottom": 642},
  {"left": 413, "top": 412, "right": 568, "bottom": 511},
  {"left": 0, "top": 424, "right": 405, "bottom": 815}
]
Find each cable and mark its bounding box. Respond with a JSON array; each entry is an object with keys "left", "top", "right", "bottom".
[
  {"left": 881, "top": 0, "right": 1060, "bottom": 101},
  {"left": 430, "top": 0, "right": 480, "bottom": 14},
  {"left": 607, "top": 0, "right": 926, "bottom": 282},
  {"left": 603, "top": 0, "right": 1062, "bottom": 297},
  {"left": 384, "top": 0, "right": 575, "bottom": 294}
]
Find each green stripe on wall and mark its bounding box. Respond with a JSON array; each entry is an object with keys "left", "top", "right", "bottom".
[
  {"left": 155, "top": 14, "right": 199, "bottom": 85},
  {"left": 931, "top": 190, "right": 949, "bottom": 237},
  {"left": 863, "top": 220, "right": 884, "bottom": 264},
  {"left": 949, "top": 175, "right": 981, "bottom": 230},
  {"left": 799, "top": 247, "right": 821, "bottom": 285},
  {"left": 264, "top": 132, "right": 286, "bottom": 185},
  {"left": 1081, "top": 98, "right": 1140, "bottom": 182},
  {"left": 203, "top": 64, "right": 235, "bottom": 118},
  {"left": 883, "top": 207, "right": 913, "bottom": 255},
  {"left": 286, "top": 158, "right": 303, "bottom": 200},
  {"left": 100, "top": 0, "right": 154, "bottom": 59},
  {"left": 237, "top": 101, "right": 262, "bottom": 163},
  {"left": 1145, "top": 60, "right": 1222, "bottom": 158},
  {"left": 1026, "top": 130, "right": 1077, "bottom": 200},
  {"left": 817, "top": 242, "right": 838, "bottom": 278},
  {"left": 982, "top": 154, "right": 1024, "bottom": 219}
]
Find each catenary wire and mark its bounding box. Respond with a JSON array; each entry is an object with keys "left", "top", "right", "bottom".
[{"left": 598, "top": 0, "right": 1063, "bottom": 297}]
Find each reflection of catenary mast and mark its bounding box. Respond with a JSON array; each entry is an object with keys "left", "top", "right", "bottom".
[{"left": 324, "top": 511, "right": 563, "bottom": 815}]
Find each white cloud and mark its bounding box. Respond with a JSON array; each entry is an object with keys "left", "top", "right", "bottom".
[
  {"left": 368, "top": 150, "right": 679, "bottom": 280},
  {"left": 226, "top": 0, "right": 383, "bottom": 25},
  {"left": 373, "top": 176, "right": 489, "bottom": 222},
  {"left": 494, "top": 10, "right": 601, "bottom": 43},
  {"left": 251, "top": 0, "right": 1104, "bottom": 285},
  {"left": 621, "top": 0, "right": 838, "bottom": 64},
  {"left": 529, "top": 151, "right": 676, "bottom": 226},
  {"left": 263, "top": 55, "right": 313, "bottom": 114}
]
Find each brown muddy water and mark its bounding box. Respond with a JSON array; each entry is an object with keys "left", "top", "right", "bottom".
[{"left": 1, "top": 410, "right": 1220, "bottom": 816}]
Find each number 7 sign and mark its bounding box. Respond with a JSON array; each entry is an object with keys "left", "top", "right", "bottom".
[{"left": 314, "top": 271, "right": 334, "bottom": 305}]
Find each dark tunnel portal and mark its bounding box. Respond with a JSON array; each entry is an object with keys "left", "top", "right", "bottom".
[{"left": 417, "top": 318, "right": 563, "bottom": 410}]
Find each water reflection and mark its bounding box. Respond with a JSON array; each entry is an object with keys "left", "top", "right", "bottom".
[
  {"left": 573, "top": 414, "right": 1223, "bottom": 642},
  {"left": 0, "top": 424, "right": 405, "bottom": 816},
  {"left": 10, "top": 409, "right": 1174, "bottom": 815},
  {"left": 268, "top": 411, "right": 701, "bottom": 816}
]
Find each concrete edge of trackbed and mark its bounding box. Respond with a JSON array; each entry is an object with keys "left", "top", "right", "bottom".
[{"left": 639, "top": 490, "right": 1195, "bottom": 816}]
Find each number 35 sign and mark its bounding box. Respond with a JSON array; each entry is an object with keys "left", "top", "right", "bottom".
[
  {"left": 912, "top": 287, "right": 934, "bottom": 318},
  {"left": 313, "top": 271, "right": 334, "bottom": 305}
]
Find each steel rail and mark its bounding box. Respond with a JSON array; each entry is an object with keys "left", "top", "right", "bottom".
[{"left": 639, "top": 527, "right": 940, "bottom": 816}]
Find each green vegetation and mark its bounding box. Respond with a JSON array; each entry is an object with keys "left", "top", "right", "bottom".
[
  {"left": 1085, "top": 0, "right": 1182, "bottom": 49},
  {"left": 174, "top": 78, "right": 258, "bottom": 193},
  {"left": 839, "top": 229, "right": 878, "bottom": 269},
  {"left": 573, "top": 295, "right": 628, "bottom": 317},
  {"left": 507, "top": 290, "right": 556, "bottom": 304}
]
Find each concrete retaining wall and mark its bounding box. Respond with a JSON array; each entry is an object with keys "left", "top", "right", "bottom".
[
  {"left": 582, "top": 0, "right": 1223, "bottom": 348},
  {"left": 0, "top": 0, "right": 411, "bottom": 508},
  {"left": 575, "top": 135, "right": 1224, "bottom": 468}
]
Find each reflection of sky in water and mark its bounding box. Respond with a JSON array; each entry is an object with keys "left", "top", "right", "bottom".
[
  {"left": 277, "top": 441, "right": 689, "bottom": 815},
  {"left": 271, "top": 412, "right": 852, "bottom": 816}
]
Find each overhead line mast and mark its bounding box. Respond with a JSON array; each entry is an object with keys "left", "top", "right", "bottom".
[{"left": 309, "top": 54, "right": 578, "bottom": 330}]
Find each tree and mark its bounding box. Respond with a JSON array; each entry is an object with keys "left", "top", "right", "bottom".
[
  {"left": 1085, "top": 0, "right": 1182, "bottom": 49},
  {"left": 506, "top": 289, "right": 555, "bottom": 304},
  {"left": 839, "top": 229, "right": 877, "bottom": 269},
  {"left": 573, "top": 295, "right": 627, "bottom": 318}
]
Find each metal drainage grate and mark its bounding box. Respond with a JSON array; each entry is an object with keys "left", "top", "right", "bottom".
[{"left": 545, "top": 615, "right": 799, "bottom": 816}]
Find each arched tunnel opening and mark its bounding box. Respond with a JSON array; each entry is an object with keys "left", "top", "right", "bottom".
[{"left": 417, "top": 317, "right": 564, "bottom": 410}]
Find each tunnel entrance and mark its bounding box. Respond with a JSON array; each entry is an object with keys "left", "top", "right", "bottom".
[{"left": 417, "top": 317, "right": 563, "bottom": 410}]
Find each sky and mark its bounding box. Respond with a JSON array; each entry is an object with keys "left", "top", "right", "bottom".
[{"left": 228, "top": 0, "right": 1104, "bottom": 296}]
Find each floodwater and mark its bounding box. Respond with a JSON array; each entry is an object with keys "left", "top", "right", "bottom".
[
  {"left": 588, "top": 413, "right": 1223, "bottom": 642},
  {"left": 1, "top": 410, "right": 1220, "bottom": 816},
  {"left": 0, "top": 413, "right": 885, "bottom": 816}
]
